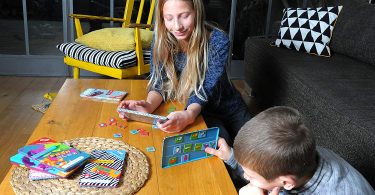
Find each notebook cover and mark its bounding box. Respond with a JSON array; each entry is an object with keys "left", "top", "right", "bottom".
[
  {"left": 27, "top": 137, "right": 60, "bottom": 180},
  {"left": 161, "top": 127, "right": 219, "bottom": 168},
  {"left": 79, "top": 150, "right": 126, "bottom": 188},
  {"left": 29, "top": 137, "right": 57, "bottom": 145},
  {"left": 10, "top": 152, "right": 82, "bottom": 177},
  {"left": 80, "top": 88, "right": 127, "bottom": 103},
  {"left": 17, "top": 142, "right": 90, "bottom": 172},
  {"left": 28, "top": 169, "right": 60, "bottom": 181}
]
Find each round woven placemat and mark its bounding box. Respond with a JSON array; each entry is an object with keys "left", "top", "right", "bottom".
[{"left": 10, "top": 137, "right": 149, "bottom": 195}]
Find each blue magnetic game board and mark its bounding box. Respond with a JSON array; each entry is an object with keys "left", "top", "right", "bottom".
[{"left": 161, "top": 127, "right": 219, "bottom": 168}]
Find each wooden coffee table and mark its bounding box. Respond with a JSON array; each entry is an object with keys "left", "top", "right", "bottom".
[{"left": 0, "top": 79, "right": 237, "bottom": 194}]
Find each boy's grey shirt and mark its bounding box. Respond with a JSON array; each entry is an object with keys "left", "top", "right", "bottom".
[{"left": 226, "top": 146, "right": 375, "bottom": 194}]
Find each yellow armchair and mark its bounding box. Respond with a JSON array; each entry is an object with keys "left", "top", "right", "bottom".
[{"left": 64, "top": 0, "right": 155, "bottom": 79}]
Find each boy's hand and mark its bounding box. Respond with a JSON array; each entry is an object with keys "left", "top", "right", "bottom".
[
  {"left": 239, "top": 183, "right": 281, "bottom": 195},
  {"left": 204, "top": 138, "right": 231, "bottom": 161},
  {"left": 239, "top": 183, "right": 266, "bottom": 195}
]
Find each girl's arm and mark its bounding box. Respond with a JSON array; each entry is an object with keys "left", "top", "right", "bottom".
[
  {"left": 185, "top": 103, "right": 202, "bottom": 123},
  {"left": 144, "top": 90, "right": 164, "bottom": 113}
]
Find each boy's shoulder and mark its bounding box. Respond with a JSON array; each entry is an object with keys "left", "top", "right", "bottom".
[{"left": 300, "top": 147, "right": 374, "bottom": 194}]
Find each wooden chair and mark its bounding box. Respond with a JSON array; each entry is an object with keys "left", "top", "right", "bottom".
[{"left": 65, "top": 0, "right": 155, "bottom": 79}]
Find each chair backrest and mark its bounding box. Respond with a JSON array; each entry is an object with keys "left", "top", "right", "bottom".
[{"left": 122, "top": 0, "right": 156, "bottom": 28}]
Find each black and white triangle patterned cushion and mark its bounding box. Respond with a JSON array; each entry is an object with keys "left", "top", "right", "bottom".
[{"left": 275, "top": 6, "right": 343, "bottom": 56}]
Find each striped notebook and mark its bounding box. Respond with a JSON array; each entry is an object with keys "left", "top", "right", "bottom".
[{"left": 79, "top": 150, "right": 126, "bottom": 188}]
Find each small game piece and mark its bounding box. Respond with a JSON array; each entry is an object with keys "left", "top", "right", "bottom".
[
  {"left": 138, "top": 128, "right": 146, "bottom": 132},
  {"left": 117, "top": 124, "right": 127, "bottom": 129},
  {"left": 190, "top": 132, "right": 198, "bottom": 140},
  {"left": 183, "top": 143, "right": 192, "bottom": 153},
  {"left": 130, "top": 129, "right": 139, "bottom": 135},
  {"left": 108, "top": 118, "right": 117, "bottom": 126},
  {"left": 117, "top": 108, "right": 168, "bottom": 124},
  {"left": 168, "top": 157, "right": 177, "bottom": 165},
  {"left": 194, "top": 143, "right": 203, "bottom": 151},
  {"left": 99, "top": 123, "right": 107, "bottom": 127},
  {"left": 167, "top": 106, "right": 176, "bottom": 114},
  {"left": 174, "top": 136, "right": 183, "bottom": 144},
  {"left": 113, "top": 133, "right": 123, "bottom": 138},
  {"left": 146, "top": 146, "right": 156, "bottom": 152},
  {"left": 181, "top": 154, "right": 189, "bottom": 162},
  {"left": 152, "top": 124, "right": 158, "bottom": 129},
  {"left": 140, "top": 131, "right": 149, "bottom": 136},
  {"left": 173, "top": 145, "right": 181, "bottom": 154},
  {"left": 161, "top": 127, "right": 219, "bottom": 168}
]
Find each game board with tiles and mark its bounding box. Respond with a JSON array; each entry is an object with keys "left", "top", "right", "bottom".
[{"left": 161, "top": 127, "right": 219, "bottom": 168}]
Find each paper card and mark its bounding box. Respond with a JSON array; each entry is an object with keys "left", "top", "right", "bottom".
[{"left": 29, "top": 137, "right": 57, "bottom": 145}]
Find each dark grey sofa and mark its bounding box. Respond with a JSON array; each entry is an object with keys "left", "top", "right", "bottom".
[{"left": 244, "top": 1, "right": 375, "bottom": 186}]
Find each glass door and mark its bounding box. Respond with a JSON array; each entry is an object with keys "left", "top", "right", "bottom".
[{"left": 0, "top": 0, "right": 237, "bottom": 77}]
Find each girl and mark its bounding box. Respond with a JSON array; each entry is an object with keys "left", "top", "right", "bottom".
[{"left": 118, "top": 0, "right": 250, "bottom": 146}]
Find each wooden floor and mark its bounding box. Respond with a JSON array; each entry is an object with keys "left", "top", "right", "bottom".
[
  {"left": 0, "top": 76, "right": 66, "bottom": 182},
  {"left": 0, "top": 76, "right": 256, "bottom": 183}
]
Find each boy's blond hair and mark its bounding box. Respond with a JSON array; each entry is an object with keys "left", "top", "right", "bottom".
[
  {"left": 149, "top": 0, "right": 212, "bottom": 103},
  {"left": 234, "top": 106, "right": 317, "bottom": 180}
]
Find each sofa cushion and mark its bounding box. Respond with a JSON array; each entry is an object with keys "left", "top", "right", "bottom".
[
  {"left": 330, "top": 3, "right": 375, "bottom": 66},
  {"left": 245, "top": 37, "right": 375, "bottom": 186},
  {"left": 57, "top": 42, "right": 150, "bottom": 69},
  {"left": 274, "top": 6, "right": 343, "bottom": 57}
]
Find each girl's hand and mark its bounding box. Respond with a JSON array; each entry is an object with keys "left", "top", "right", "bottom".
[
  {"left": 157, "top": 110, "right": 195, "bottom": 133},
  {"left": 117, "top": 100, "right": 151, "bottom": 119},
  {"left": 204, "top": 138, "right": 231, "bottom": 161}
]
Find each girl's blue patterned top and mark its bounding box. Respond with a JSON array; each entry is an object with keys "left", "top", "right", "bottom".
[{"left": 150, "top": 28, "right": 246, "bottom": 115}]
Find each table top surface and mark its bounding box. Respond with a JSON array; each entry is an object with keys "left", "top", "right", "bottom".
[{"left": 0, "top": 79, "right": 237, "bottom": 195}]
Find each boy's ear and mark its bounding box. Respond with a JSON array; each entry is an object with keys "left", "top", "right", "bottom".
[{"left": 278, "top": 175, "right": 297, "bottom": 190}]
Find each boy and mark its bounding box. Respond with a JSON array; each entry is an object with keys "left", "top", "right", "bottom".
[{"left": 205, "top": 106, "right": 374, "bottom": 194}]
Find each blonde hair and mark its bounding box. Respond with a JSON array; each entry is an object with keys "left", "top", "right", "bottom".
[{"left": 149, "top": 0, "right": 211, "bottom": 103}]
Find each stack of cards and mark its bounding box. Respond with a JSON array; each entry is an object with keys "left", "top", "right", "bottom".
[
  {"left": 117, "top": 108, "right": 168, "bottom": 124},
  {"left": 80, "top": 88, "right": 127, "bottom": 103},
  {"left": 10, "top": 138, "right": 90, "bottom": 178},
  {"left": 79, "top": 150, "right": 126, "bottom": 188}
]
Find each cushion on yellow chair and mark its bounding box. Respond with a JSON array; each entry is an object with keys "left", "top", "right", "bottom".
[
  {"left": 57, "top": 42, "right": 151, "bottom": 69},
  {"left": 75, "top": 28, "right": 153, "bottom": 51}
]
